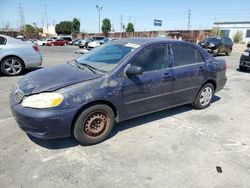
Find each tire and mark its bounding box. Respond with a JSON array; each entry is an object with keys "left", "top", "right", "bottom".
[
  {"left": 213, "top": 48, "right": 219, "bottom": 57},
  {"left": 192, "top": 83, "right": 214, "bottom": 110},
  {"left": 239, "top": 65, "right": 247, "bottom": 71},
  {"left": 73, "top": 104, "right": 115, "bottom": 145},
  {"left": 226, "top": 48, "right": 232, "bottom": 56},
  {"left": 0, "top": 56, "right": 24, "bottom": 76}
]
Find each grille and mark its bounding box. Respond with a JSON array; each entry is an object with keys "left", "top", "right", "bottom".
[{"left": 14, "top": 89, "right": 25, "bottom": 103}]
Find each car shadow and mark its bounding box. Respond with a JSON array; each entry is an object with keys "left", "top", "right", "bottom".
[
  {"left": 28, "top": 95, "right": 221, "bottom": 149},
  {"left": 28, "top": 135, "right": 79, "bottom": 149},
  {"left": 22, "top": 67, "right": 43, "bottom": 75},
  {"left": 109, "top": 95, "right": 221, "bottom": 139}
]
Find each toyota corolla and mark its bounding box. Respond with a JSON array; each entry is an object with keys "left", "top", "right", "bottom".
[{"left": 10, "top": 38, "right": 227, "bottom": 145}]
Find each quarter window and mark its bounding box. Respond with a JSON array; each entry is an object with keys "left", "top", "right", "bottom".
[
  {"left": 0, "top": 36, "right": 7, "bottom": 45},
  {"left": 131, "top": 45, "right": 168, "bottom": 72},
  {"left": 172, "top": 45, "right": 204, "bottom": 67}
]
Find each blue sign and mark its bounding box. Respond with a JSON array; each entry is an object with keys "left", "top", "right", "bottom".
[{"left": 154, "top": 19, "right": 162, "bottom": 26}]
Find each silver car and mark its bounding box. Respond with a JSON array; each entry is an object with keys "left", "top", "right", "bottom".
[{"left": 0, "top": 34, "right": 42, "bottom": 76}]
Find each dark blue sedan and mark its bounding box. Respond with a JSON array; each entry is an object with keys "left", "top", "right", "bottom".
[{"left": 10, "top": 38, "right": 227, "bottom": 145}]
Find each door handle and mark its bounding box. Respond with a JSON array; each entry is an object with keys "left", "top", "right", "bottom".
[
  {"left": 199, "top": 67, "right": 205, "bottom": 72},
  {"left": 163, "top": 73, "right": 175, "bottom": 81}
]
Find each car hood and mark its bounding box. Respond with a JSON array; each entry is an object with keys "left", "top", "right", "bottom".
[{"left": 17, "top": 63, "right": 102, "bottom": 95}]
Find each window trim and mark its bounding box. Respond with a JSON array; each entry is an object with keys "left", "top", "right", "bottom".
[
  {"left": 170, "top": 44, "right": 205, "bottom": 68},
  {"left": 129, "top": 43, "right": 170, "bottom": 73}
]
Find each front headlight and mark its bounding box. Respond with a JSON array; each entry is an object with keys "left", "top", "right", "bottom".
[{"left": 22, "top": 92, "right": 64, "bottom": 109}]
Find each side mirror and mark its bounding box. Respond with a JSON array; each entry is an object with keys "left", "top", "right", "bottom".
[
  {"left": 125, "top": 65, "right": 143, "bottom": 76},
  {"left": 247, "top": 42, "right": 250, "bottom": 48}
]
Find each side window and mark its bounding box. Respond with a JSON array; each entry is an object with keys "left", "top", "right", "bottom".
[
  {"left": 0, "top": 36, "right": 7, "bottom": 45},
  {"left": 131, "top": 45, "right": 168, "bottom": 72},
  {"left": 172, "top": 45, "right": 204, "bottom": 67}
]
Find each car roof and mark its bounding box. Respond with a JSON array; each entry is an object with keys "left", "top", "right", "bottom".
[
  {"left": 0, "top": 34, "right": 28, "bottom": 45},
  {"left": 112, "top": 37, "right": 194, "bottom": 47}
]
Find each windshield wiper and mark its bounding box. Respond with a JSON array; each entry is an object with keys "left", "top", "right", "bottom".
[
  {"left": 67, "top": 60, "right": 84, "bottom": 70},
  {"left": 75, "top": 59, "right": 107, "bottom": 73}
]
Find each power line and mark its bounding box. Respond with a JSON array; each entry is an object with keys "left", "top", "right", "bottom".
[
  {"left": 187, "top": 9, "right": 191, "bottom": 30},
  {"left": 18, "top": 3, "right": 25, "bottom": 29},
  {"left": 44, "top": 4, "right": 48, "bottom": 31}
]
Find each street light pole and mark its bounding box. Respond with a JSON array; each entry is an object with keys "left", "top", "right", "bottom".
[{"left": 96, "top": 5, "right": 102, "bottom": 33}]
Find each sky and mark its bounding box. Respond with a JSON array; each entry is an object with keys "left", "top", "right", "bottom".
[{"left": 0, "top": 0, "right": 250, "bottom": 33}]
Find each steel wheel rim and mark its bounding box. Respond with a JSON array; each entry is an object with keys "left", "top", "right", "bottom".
[
  {"left": 83, "top": 111, "right": 110, "bottom": 137},
  {"left": 3, "top": 59, "right": 22, "bottom": 75},
  {"left": 200, "top": 87, "right": 212, "bottom": 106}
]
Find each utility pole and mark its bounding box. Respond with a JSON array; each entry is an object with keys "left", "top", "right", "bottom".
[
  {"left": 96, "top": 5, "right": 102, "bottom": 33},
  {"left": 120, "top": 15, "right": 123, "bottom": 32},
  {"left": 18, "top": 3, "right": 25, "bottom": 29},
  {"left": 187, "top": 9, "right": 191, "bottom": 30}
]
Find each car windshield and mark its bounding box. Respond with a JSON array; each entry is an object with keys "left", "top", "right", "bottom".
[
  {"left": 205, "top": 38, "right": 220, "bottom": 43},
  {"left": 76, "top": 42, "right": 136, "bottom": 72}
]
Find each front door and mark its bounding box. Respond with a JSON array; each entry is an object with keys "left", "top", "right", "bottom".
[{"left": 122, "top": 44, "right": 174, "bottom": 119}]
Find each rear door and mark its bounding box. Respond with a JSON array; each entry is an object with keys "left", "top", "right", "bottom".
[
  {"left": 170, "top": 44, "right": 206, "bottom": 105},
  {"left": 122, "top": 44, "right": 174, "bottom": 118}
]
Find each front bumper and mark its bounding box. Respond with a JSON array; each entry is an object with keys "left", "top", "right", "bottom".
[
  {"left": 10, "top": 92, "right": 79, "bottom": 139},
  {"left": 240, "top": 56, "right": 250, "bottom": 68}
]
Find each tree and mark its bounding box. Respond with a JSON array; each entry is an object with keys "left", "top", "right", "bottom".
[
  {"left": 72, "top": 18, "right": 80, "bottom": 33},
  {"left": 21, "top": 24, "right": 35, "bottom": 33},
  {"left": 211, "top": 27, "right": 220, "bottom": 36},
  {"left": 55, "top": 21, "right": 72, "bottom": 35},
  {"left": 233, "top": 30, "right": 243, "bottom": 43},
  {"left": 101, "top": 18, "right": 111, "bottom": 36},
  {"left": 126, "top": 22, "right": 134, "bottom": 32}
]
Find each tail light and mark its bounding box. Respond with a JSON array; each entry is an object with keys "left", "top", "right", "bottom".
[{"left": 32, "top": 45, "right": 39, "bottom": 52}]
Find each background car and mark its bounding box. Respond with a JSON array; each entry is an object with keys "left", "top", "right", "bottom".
[
  {"left": 46, "top": 39, "right": 69, "bottom": 46},
  {"left": 239, "top": 46, "right": 250, "bottom": 71},
  {"left": 0, "top": 34, "right": 42, "bottom": 76},
  {"left": 79, "top": 38, "right": 91, "bottom": 48},
  {"left": 199, "top": 36, "right": 233, "bottom": 56},
  {"left": 60, "top": 36, "right": 72, "bottom": 42},
  {"left": 87, "top": 36, "right": 107, "bottom": 49},
  {"left": 36, "top": 38, "right": 55, "bottom": 46},
  {"left": 69, "top": 39, "right": 80, "bottom": 45}
]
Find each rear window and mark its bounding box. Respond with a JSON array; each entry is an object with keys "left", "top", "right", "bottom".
[
  {"left": 172, "top": 45, "right": 204, "bottom": 67},
  {"left": 0, "top": 36, "right": 7, "bottom": 45}
]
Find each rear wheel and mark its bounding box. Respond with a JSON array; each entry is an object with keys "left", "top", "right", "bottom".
[
  {"left": 193, "top": 83, "right": 214, "bottom": 109},
  {"left": 73, "top": 104, "right": 115, "bottom": 145},
  {"left": 0, "top": 57, "right": 24, "bottom": 76},
  {"left": 213, "top": 48, "right": 219, "bottom": 57},
  {"left": 226, "top": 48, "right": 232, "bottom": 56}
]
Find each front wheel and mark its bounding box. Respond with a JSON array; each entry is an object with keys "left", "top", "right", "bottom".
[
  {"left": 73, "top": 105, "right": 115, "bottom": 145},
  {"left": 192, "top": 83, "right": 214, "bottom": 109},
  {"left": 0, "top": 57, "right": 24, "bottom": 76}
]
